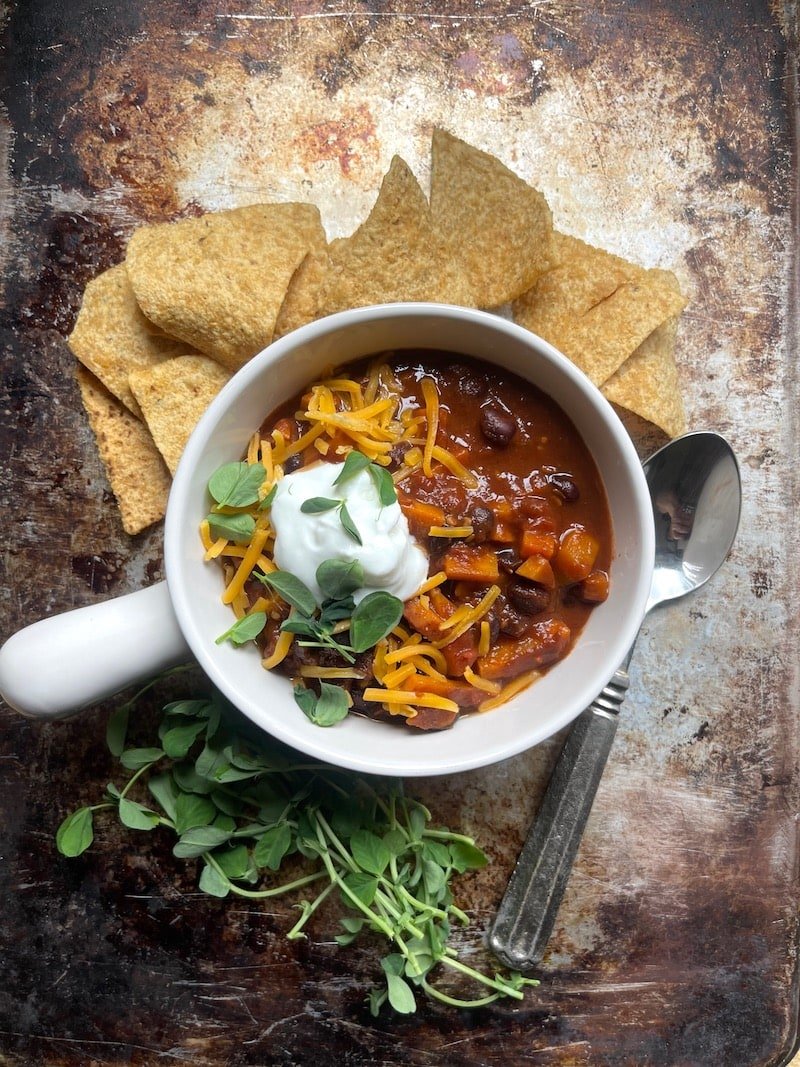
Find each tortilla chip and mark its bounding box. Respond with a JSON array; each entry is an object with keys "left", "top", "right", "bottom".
[
  {"left": 128, "top": 355, "right": 231, "bottom": 475},
  {"left": 429, "top": 129, "right": 555, "bottom": 308},
  {"left": 125, "top": 203, "right": 327, "bottom": 371},
  {"left": 68, "top": 264, "right": 197, "bottom": 418},
  {"left": 76, "top": 367, "right": 171, "bottom": 535},
  {"left": 602, "top": 274, "right": 686, "bottom": 438},
  {"left": 512, "top": 233, "right": 687, "bottom": 385},
  {"left": 272, "top": 243, "right": 338, "bottom": 339},
  {"left": 273, "top": 157, "right": 464, "bottom": 334}
]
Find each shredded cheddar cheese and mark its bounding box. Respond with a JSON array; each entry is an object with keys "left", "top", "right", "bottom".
[
  {"left": 429, "top": 525, "right": 474, "bottom": 538},
  {"left": 262, "top": 629, "right": 294, "bottom": 670},
  {"left": 464, "top": 665, "right": 501, "bottom": 695},
  {"left": 435, "top": 585, "right": 501, "bottom": 647},
  {"left": 478, "top": 669, "right": 541, "bottom": 712},
  {"left": 363, "top": 688, "right": 459, "bottom": 713}
]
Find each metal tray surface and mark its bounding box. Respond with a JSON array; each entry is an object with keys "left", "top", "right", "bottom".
[{"left": 1, "top": 2, "right": 798, "bottom": 1064}]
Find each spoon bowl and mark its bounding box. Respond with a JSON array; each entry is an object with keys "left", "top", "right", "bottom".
[{"left": 490, "top": 431, "right": 741, "bottom": 970}]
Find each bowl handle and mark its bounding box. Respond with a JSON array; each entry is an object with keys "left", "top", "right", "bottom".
[{"left": 0, "top": 582, "right": 192, "bottom": 720}]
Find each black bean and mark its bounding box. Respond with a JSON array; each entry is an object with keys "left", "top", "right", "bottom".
[
  {"left": 480, "top": 403, "right": 517, "bottom": 447},
  {"left": 283, "top": 452, "right": 302, "bottom": 474},
  {"left": 496, "top": 547, "right": 523, "bottom": 573},
  {"left": 498, "top": 602, "right": 531, "bottom": 637},
  {"left": 470, "top": 505, "right": 494, "bottom": 543},
  {"left": 507, "top": 579, "right": 551, "bottom": 616},
  {"left": 548, "top": 472, "right": 580, "bottom": 503}
]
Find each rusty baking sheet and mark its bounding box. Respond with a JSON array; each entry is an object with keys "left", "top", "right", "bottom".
[{"left": 1, "top": 2, "right": 799, "bottom": 1064}]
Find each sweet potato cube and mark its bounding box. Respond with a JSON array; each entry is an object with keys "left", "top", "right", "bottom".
[
  {"left": 555, "top": 527, "right": 599, "bottom": 583},
  {"left": 443, "top": 544, "right": 499, "bottom": 582},
  {"left": 441, "top": 629, "right": 479, "bottom": 676},
  {"left": 477, "top": 619, "right": 572, "bottom": 680},
  {"left": 520, "top": 528, "right": 558, "bottom": 559},
  {"left": 576, "top": 569, "right": 610, "bottom": 603},
  {"left": 403, "top": 595, "right": 448, "bottom": 639},
  {"left": 398, "top": 495, "right": 446, "bottom": 538},
  {"left": 515, "top": 554, "right": 555, "bottom": 587},
  {"left": 405, "top": 673, "right": 484, "bottom": 709},
  {"left": 492, "top": 519, "right": 518, "bottom": 544},
  {"left": 405, "top": 706, "right": 459, "bottom": 731}
]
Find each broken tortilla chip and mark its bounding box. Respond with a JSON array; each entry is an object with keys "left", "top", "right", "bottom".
[
  {"left": 76, "top": 366, "right": 171, "bottom": 535},
  {"left": 602, "top": 272, "right": 686, "bottom": 438},
  {"left": 273, "top": 157, "right": 464, "bottom": 335},
  {"left": 430, "top": 128, "right": 555, "bottom": 308},
  {"left": 128, "top": 355, "right": 231, "bottom": 475},
  {"left": 68, "top": 264, "right": 197, "bottom": 418},
  {"left": 125, "top": 203, "right": 327, "bottom": 371},
  {"left": 273, "top": 243, "right": 338, "bottom": 340},
  {"left": 512, "top": 233, "right": 687, "bottom": 385}
]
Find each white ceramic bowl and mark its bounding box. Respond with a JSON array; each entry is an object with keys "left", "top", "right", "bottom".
[{"left": 0, "top": 304, "right": 654, "bottom": 777}]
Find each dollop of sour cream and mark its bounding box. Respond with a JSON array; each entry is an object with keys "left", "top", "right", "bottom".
[{"left": 270, "top": 462, "right": 429, "bottom": 606}]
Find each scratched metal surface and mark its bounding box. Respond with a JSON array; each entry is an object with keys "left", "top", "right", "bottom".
[{"left": 1, "top": 2, "right": 798, "bottom": 1064}]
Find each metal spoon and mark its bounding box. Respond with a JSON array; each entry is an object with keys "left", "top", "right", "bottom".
[{"left": 489, "top": 431, "right": 741, "bottom": 970}]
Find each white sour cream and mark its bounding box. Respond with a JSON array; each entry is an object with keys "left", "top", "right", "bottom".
[{"left": 270, "top": 462, "right": 429, "bottom": 606}]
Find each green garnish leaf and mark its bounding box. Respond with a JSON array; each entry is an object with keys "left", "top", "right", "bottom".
[
  {"left": 118, "top": 798, "right": 160, "bottom": 831},
  {"left": 258, "top": 483, "right": 278, "bottom": 510},
  {"left": 293, "top": 684, "right": 318, "bottom": 719},
  {"left": 208, "top": 462, "right": 266, "bottom": 507},
  {"left": 215, "top": 611, "right": 267, "bottom": 647},
  {"left": 312, "top": 682, "right": 350, "bottom": 727},
  {"left": 256, "top": 570, "right": 317, "bottom": 617},
  {"left": 316, "top": 558, "right": 364, "bottom": 601},
  {"left": 173, "top": 824, "right": 233, "bottom": 859},
  {"left": 342, "top": 870, "right": 379, "bottom": 907},
  {"left": 119, "top": 747, "right": 164, "bottom": 771},
  {"left": 253, "top": 823, "right": 293, "bottom": 870},
  {"left": 213, "top": 844, "right": 251, "bottom": 880},
  {"left": 339, "top": 502, "right": 362, "bottom": 544},
  {"left": 199, "top": 862, "right": 231, "bottom": 897},
  {"left": 162, "top": 719, "right": 207, "bottom": 760},
  {"left": 56, "top": 806, "right": 94, "bottom": 857},
  {"left": 106, "top": 704, "right": 130, "bottom": 758},
  {"left": 367, "top": 463, "right": 397, "bottom": 506},
  {"left": 147, "top": 773, "right": 179, "bottom": 822},
  {"left": 449, "top": 839, "right": 490, "bottom": 872},
  {"left": 349, "top": 591, "right": 403, "bottom": 652},
  {"left": 333, "top": 450, "right": 371, "bottom": 485},
  {"left": 206, "top": 512, "right": 256, "bottom": 544},
  {"left": 300, "top": 496, "right": 341, "bottom": 515},
  {"left": 351, "top": 829, "right": 392, "bottom": 876},
  {"left": 174, "top": 792, "right": 216, "bottom": 835}
]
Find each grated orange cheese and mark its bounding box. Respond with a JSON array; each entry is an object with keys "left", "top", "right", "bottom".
[
  {"left": 429, "top": 525, "right": 474, "bottom": 538},
  {"left": 478, "top": 669, "right": 540, "bottom": 712},
  {"left": 222, "top": 526, "right": 270, "bottom": 605},
  {"left": 421, "top": 377, "right": 439, "bottom": 477},
  {"left": 363, "top": 688, "right": 459, "bottom": 713},
  {"left": 384, "top": 642, "right": 448, "bottom": 672},
  {"left": 478, "top": 620, "right": 491, "bottom": 657},
  {"left": 382, "top": 663, "right": 417, "bottom": 689},
  {"left": 463, "top": 665, "right": 501, "bottom": 695},
  {"left": 429, "top": 444, "right": 479, "bottom": 488},
  {"left": 262, "top": 629, "right": 294, "bottom": 670},
  {"left": 418, "top": 571, "right": 447, "bottom": 594},
  {"left": 434, "top": 585, "right": 501, "bottom": 647}
]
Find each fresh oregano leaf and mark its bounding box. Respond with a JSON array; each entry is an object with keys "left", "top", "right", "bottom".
[
  {"left": 300, "top": 496, "right": 341, "bottom": 514},
  {"left": 106, "top": 704, "right": 129, "bottom": 757},
  {"left": 349, "top": 591, "right": 403, "bottom": 652},
  {"left": 119, "top": 747, "right": 164, "bottom": 771},
  {"left": 351, "top": 829, "right": 392, "bottom": 876},
  {"left": 147, "top": 773, "right": 179, "bottom": 821},
  {"left": 338, "top": 502, "right": 362, "bottom": 545},
  {"left": 208, "top": 461, "right": 266, "bottom": 507},
  {"left": 316, "top": 558, "right": 364, "bottom": 601},
  {"left": 206, "top": 512, "right": 256, "bottom": 544},
  {"left": 199, "top": 862, "right": 230, "bottom": 897},
  {"left": 367, "top": 463, "right": 397, "bottom": 506},
  {"left": 256, "top": 570, "right": 317, "bottom": 616},
  {"left": 253, "top": 823, "right": 292, "bottom": 870},
  {"left": 309, "top": 682, "right": 350, "bottom": 727},
  {"left": 174, "top": 792, "right": 216, "bottom": 835},
  {"left": 215, "top": 611, "right": 267, "bottom": 647},
  {"left": 162, "top": 720, "right": 207, "bottom": 760},
  {"left": 333, "top": 450, "right": 371, "bottom": 485},
  {"left": 118, "top": 798, "right": 160, "bottom": 831},
  {"left": 56, "top": 807, "right": 94, "bottom": 857},
  {"left": 173, "top": 824, "right": 233, "bottom": 859}
]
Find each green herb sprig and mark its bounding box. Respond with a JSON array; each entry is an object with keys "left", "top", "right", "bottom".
[{"left": 56, "top": 682, "right": 538, "bottom": 1015}]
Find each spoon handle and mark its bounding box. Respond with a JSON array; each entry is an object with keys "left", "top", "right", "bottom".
[{"left": 489, "top": 666, "right": 630, "bottom": 970}]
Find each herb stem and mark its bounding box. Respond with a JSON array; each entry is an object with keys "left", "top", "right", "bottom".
[
  {"left": 437, "top": 955, "right": 526, "bottom": 999},
  {"left": 314, "top": 811, "right": 359, "bottom": 874},
  {"left": 205, "top": 854, "right": 327, "bottom": 899},
  {"left": 286, "top": 882, "right": 335, "bottom": 939},
  {"left": 119, "top": 761, "right": 159, "bottom": 800}
]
